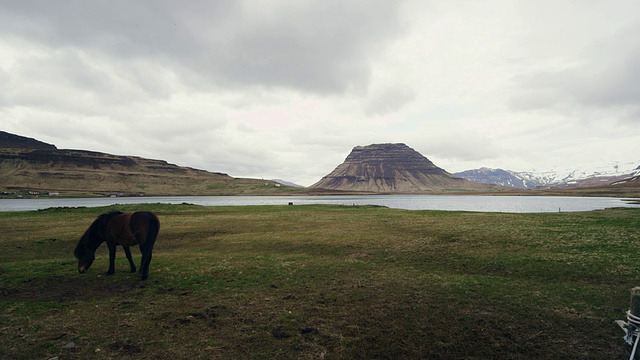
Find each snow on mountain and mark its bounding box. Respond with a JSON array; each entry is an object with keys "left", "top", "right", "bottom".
[
  {"left": 272, "top": 179, "right": 304, "bottom": 188},
  {"left": 454, "top": 168, "right": 536, "bottom": 189},
  {"left": 455, "top": 161, "right": 640, "bottom": 189}
]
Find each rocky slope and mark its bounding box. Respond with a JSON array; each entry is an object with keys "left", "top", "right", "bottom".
[{"left": 310, "top": 143, "right": 503, "bottom": 193}]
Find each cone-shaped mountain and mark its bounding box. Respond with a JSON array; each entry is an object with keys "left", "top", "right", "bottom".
[{"left": 310, "top": 143, "right": 497, "bottom": 192}]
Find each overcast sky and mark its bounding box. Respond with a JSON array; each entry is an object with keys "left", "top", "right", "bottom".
[{"left": 2, "top": 1, "right": 639, "bottom": 186}]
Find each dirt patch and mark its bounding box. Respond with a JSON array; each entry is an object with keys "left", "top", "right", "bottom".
[
  {"left": 0, "top": 275, "right": 147, "bottom": 302},
  {"left": 107, "top": 340, "right": 143, "bottom": 355}
]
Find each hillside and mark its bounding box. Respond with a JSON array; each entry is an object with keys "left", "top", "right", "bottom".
[
  {"left": 0, "top": 131, "right": 305, "bottom": 196},
  {"left": 609, "top": 175, "right": 640, "bottom": 192},
  {"left": 310, "top": 143, "right": 506, "bottom": 193}
]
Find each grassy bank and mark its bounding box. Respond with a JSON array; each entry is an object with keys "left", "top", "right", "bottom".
[{"left": 1, "top": 204, "right": 639, "bottom": 359}]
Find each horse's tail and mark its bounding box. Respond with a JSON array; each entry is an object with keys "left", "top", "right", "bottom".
[{"left": 146, "top": 213, "right": 160, "bottom": 245}]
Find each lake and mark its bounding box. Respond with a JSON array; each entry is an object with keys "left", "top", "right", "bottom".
[{"left": 1, "top": 195, "right": 639, "bottom": 213}]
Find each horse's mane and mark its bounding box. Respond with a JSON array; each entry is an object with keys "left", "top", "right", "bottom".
[{"left": 74, "top": 211, "right": 124, "bottom": 258}]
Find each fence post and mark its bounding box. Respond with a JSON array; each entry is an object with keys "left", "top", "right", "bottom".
[
  {"left": 631, "top": 287, "right": 640, "bottom": 319},
  {"left": 628, "top": 287, "right": 640, "bottom": 359}
]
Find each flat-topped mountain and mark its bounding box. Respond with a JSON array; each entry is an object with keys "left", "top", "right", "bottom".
[
  {"left": 310, "top": 143, "right": 503, "bottom": 193},
  {"left": 0, "top": 131, "right": 301, "bottom": 196}
]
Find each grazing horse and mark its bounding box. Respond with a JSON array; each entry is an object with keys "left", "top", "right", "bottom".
[{"left": 74, "top": 211, "right": 160, "bottom": 280}]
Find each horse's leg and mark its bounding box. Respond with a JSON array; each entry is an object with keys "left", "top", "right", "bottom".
[
  {"left": 139, "top": 243, "right": 154, "bottom": 280},
  {"left": 106, "top": 241, "right": 116, "bottom": 275},
  {"left": 123, "top": 246, "right": 136, "bottom": 273},
  {"left": 136, "top": 214, "right": 160, "bottom": 280}
]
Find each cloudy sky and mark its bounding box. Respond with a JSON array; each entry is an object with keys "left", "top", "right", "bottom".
[{"left": 2, "top": 1, "right": 639, "bottom": 186}]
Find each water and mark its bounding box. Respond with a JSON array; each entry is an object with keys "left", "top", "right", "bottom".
[{"left": 1, "top": 195, "right": 639, "bottom": 213}]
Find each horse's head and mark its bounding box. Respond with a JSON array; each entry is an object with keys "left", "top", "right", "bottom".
[
  {"left": 74, "top": 234, "right": 96, "bottom": 273},
  {"left": 74, "top": 211, "right": 122, "bottom": 274}
]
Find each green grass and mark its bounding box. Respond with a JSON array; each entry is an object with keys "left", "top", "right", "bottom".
[
  {"left": 205, "top": 183, "right": 227, "bottom": 189},
  {"left": 1, "top": 204, "right": 639, "bottom": 359}
]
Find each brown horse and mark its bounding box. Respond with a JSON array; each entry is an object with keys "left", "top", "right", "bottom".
[{"left": 74, "top": 211, "right": 160, "bottom": 280}]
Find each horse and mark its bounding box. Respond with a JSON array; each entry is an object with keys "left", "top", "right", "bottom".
[{"left": 74, "top": 211, "right": 160, "bottom": 280}]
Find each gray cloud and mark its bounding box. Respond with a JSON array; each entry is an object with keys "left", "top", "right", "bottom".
[
  {"left": 3, "top": 47, "right": 179, "bottom": 118},
  {"left": 0, "top": 0, "right": 404, "bottom": 94},
  {"left": 364, "top": 86, "right": 417, "bottom": 116},
  {"left": 210, "top": 1, "right": 403, "bottom": 93},
  {"left": 0, "top": 1, "right": 203, "bottom": 57},
  {"left": 509, "top": 20, "right": 640, "bottom": 120},
  {"left": 0, "top": 67, "right": 8, "bottom": 106}
]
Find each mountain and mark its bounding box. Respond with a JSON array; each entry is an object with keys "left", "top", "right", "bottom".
[
  {"left": 527, "top": 162, "right": 640, "bottom": 188},
  {"left": 455, "top": 162, "right": 640, "bottom": 189},
  {"left": 0, "top": 131, "right": 304, "bottom": 196},
  {"left": 454, "top": 168, "right": 540, "bottom": 189},
  {"left": 310, "top": 143, "right": 504, "bottom": 193}
]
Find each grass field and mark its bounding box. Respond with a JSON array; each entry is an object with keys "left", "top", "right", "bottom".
[{"left": 1, "top": 204, "right": 639, "bottom": 359}]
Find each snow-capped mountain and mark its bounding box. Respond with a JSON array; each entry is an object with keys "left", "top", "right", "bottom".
[
  {"left": 455, "top": 161, "right": 640, "bottom": 189},
  {"left": 453, "top": 168, "right": 539, "bottom": 189}
]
